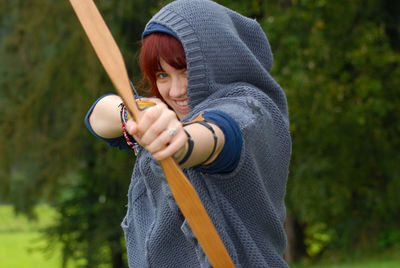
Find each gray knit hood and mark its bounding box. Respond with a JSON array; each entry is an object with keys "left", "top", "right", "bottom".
[{"left": 144, "top": 0, "right": 288, "bottom": 121}]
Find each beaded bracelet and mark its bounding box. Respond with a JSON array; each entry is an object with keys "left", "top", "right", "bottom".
[{"left": 119, "top": 103, "right": 140, "bottom": 155}]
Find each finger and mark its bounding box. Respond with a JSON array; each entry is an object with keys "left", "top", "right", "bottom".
[
  {"left": 145, "top": 129, "right": 173, "bottom": 153},
  {"left": 126, "top": 119, "right": 139, "bottom": 136},
  {"left": 125, "top": 119, "right": 145, "bottom": 145},
  {"left": 137, "top": 103, "right": 165, "bottom": 139},
  {"left": 146, "top": 124, "right": 181, "bottom": 153},
  {"left": 140, "top": 106, "right": 177, "bottom": 145},
  {"left": 152, "top": 130, "right": 187, "bottom": 161}
]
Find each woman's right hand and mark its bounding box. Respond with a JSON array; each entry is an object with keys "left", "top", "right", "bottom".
[{"left": 126, "top": 100, "right": 187, "bottom": 161}]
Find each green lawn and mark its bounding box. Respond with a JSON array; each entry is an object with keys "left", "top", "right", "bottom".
[
  {"left": 0, "top": 205, "right": 82, "bottom": 268},
  {"left": 1, "top": 204, "right": 399, "bottom": 268},
  {"left": 0, "top": 231, "right": 62, "bottom": 268},
  {"left": 289, "top": 247, "right": 400, "bottom": 268},
  {"left": 292, "top": 258, "right": 400, "bottom": 268}
]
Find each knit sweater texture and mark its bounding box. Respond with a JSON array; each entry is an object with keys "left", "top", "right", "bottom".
[{"left": 121, "top": 0, "right": 291, "bottom": 267}]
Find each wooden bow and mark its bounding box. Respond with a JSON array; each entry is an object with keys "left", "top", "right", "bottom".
[{"left": 68, "top": 0, "right": 234, "bottom": 267}]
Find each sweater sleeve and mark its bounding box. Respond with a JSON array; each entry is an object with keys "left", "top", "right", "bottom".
[
  {"left": 84, "top": 94, "right": 133, "bottom": 150},
  {"left": 194, "top": 110, "right": 242, "bottom": 174}
]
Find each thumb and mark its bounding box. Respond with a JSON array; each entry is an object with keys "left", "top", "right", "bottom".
[{"left": 126, "top": 119, "right": 139, "bottom": 136}]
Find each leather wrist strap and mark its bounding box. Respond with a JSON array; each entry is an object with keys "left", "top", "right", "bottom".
[
  {"left": 178, "top": 129, "right": 194, "bottom": 165},
  {"left": 184, "top": 120, "right": 218, "bottom": 165}
]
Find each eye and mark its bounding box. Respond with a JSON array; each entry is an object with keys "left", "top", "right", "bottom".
[{"left": 156, "top": 72, "right": 168, "bottom": 80}]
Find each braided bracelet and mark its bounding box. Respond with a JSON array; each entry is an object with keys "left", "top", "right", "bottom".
[{"left": 119, "top": 103, "right": 140, "bottom": 155}]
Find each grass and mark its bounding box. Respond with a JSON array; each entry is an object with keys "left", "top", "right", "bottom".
[
  {"left": 0, "top": 231, "right": 62, "bottom": 267},
  {"left": 0, "top": 204, "right": 81, "bottom": 268},
  {"left": 291, "top": 247, "right": 400, "bottom": 268},
  {"left": 1, "top": 204, "right": 399, "bottom": 268},
  {"left": 292, "top": 258, "right": 400, "bottom": 268}
]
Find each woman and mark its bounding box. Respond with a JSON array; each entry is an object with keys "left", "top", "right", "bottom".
[{"left": 85, "top": 0, "right": 291, "bottom": 267}]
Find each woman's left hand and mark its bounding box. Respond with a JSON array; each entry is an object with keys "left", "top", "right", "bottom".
[{"left": 125, "top": 99, "right": 187, "bottom": 161}]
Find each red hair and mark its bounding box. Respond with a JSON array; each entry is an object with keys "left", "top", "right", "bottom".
[{"left": 139, "top": 33, "right": 186, "bottom": 99}]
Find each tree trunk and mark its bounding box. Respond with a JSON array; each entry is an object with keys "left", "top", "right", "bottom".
[{"left": 284, "top": 211, "right": 306, "bottom": 263}]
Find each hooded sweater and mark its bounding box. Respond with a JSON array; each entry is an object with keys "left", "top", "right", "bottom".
[{"left": 121, "top": 0, "right": 291, "bottom": 267}]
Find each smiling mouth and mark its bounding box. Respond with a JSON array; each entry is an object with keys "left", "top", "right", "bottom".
[{"left": 176, "top": 99, "right": 188, "bottom": 106}]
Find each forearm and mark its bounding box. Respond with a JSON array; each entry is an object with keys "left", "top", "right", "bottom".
[
  {"left": 175, "top": 122, "right": 225, "bottom": 168},
  {"left": 123, "top": 103, "right": 239, "bottom": 171},
  {"left": 89, "top": 94, "right": 123, "bottom": 138},
  {"left": 175, "top": 110, "right": 242, "bottom": 173}
]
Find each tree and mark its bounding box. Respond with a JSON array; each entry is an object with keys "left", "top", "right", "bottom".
[
  {"left": 260, "top": 0, "right": 400, "bottom": 260},
  {"left": 2, "top": 0, "right": 399, "bottom": 266},
  {"left": 0, "top": 0, "right": 159, "bottom": 266}
]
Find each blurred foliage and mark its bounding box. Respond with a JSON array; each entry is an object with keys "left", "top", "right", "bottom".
[
  {"left": 304, "top": 222, "right": 333, "bottom": 257},
  {"left": 259, "top": 0, "right": 400, "bottom": 259},
  {"left": 0, "top": 0, "right": 157, "bottom": 267},
  {"left": 1, "top": 0, "right": 399, "bottom": 266}
]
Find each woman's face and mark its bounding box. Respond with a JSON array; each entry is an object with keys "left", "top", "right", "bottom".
[{"left": 156, "top": 58, "right": 189, "bottom": 120}]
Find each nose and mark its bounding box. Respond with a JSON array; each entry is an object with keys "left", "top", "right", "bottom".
[{"left": 169, "top": 75, "right": 187, "bottom": 98}]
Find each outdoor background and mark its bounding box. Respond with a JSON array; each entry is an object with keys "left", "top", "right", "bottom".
[{"left": 1, "top": 0, "right": 399, "bottom": 267}]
